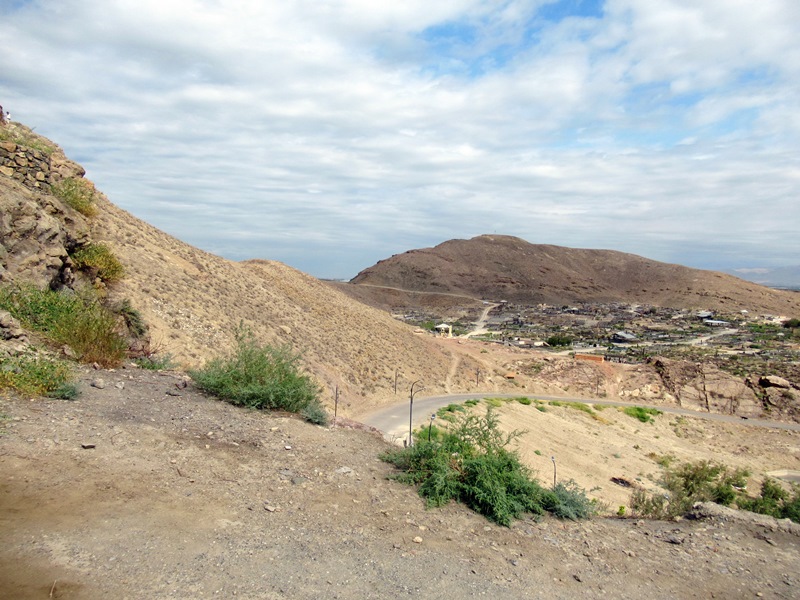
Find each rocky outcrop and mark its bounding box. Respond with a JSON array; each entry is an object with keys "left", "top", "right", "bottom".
[
  {"left": 0, "top": 125, "right": 92, "bottom": 289},
  {"left": 0, "top": 178, "right": 90, "bottom": 288},
  {"left": 649, "top": 357, "right": 763, "bottom": 417},
  {"left": 0, "top": 309, "right": 29, "bottom": 355},
  {"left": 0, "top": 140, "right": 51, "bottom": 190}
]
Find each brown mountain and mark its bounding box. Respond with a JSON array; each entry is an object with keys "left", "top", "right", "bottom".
[{"left": 350, "top": 235, "right": 800, "bottom": 315}]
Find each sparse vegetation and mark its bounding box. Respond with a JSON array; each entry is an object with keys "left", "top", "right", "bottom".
[
  {"left": 51, "top": 177, "right": 98, "bottom": 217},
  {"left": 71, "top": 243, "right": 125, "bottom": 283},
  {"left": 134, "top": 354, "right": 175, "bottom": 371},
  {"left": 626, "top": 459, "right": 800, "bottom": 522},
  {"left": 190, "top": 326, "right": 326, "bottom": 425},
  {"left": 0, "top": 127, "right": 56, "bottom": 155},
  {"left": 380, "top": 408, "right": 596, "bottom": 526}
]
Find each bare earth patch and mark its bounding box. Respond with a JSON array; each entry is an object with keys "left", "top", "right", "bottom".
[{"left": 2, "top": 366, "right": 799, "bottom": 599}]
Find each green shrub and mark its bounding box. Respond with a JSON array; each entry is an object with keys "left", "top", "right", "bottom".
[
  {"left": 622, "top": 406, "right": 662, "bottom": 423},
  {"left": 516, "top": 396, "right": 532, "bottom": 405},
  {"left": 52, "top": 177, "right": 97, "bottom": 217},
  {"left": 190, "top": 327, "right": 326, "bottom": 425},
  {"left": 380, "top": 408, "right": 596, "bottom": 526},
  {"left": 0, "top": 284, "right": 127, "bottom": 367},
  {"left": 71, "top": 243, "right": 125, "bottom": 283},
  {"left": 0, "top": 353, "right": 74, "bottom": 397}
]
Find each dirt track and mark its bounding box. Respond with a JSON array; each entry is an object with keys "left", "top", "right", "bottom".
[{"left": 2, "top": 365, "right": 799, "bottom": 599}]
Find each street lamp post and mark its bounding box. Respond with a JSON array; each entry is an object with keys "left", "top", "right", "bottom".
[
  {"left": 428, "top": 413, "right": 436, "bottom": 441},
  {"left": 551, "top": 455, "right": 557, "bottom": 489},
  {"left": 408, "top": 380, "right": 424, "bottom": 447}
]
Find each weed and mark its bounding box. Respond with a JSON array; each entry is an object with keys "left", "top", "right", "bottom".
[
  {"left": 0, "top": 352, "right": 74, "bottom": 397},
  {"left": 0, "top": 128, "right": 56, "bottom": 155},
  {"left": 134, "top": 354, "right": 175, "bottom": 371},
  {"left": 190, "top": 326, "right": 326, "bottom": 425},
  {"left": 647, "top": 452, "right": 676, "bottom": 468},
  {"left": 117, "top": 299, "right": 147, "bottom": 338},
  {"left": 71, "top": 243, "right": 125, "bottom": 283},
  {"left": 51, "top": 177, "right": 97, "bottom": 217},
  {"left": 46, "top": 382, "right": 80, "bottom": 401},
  {"left": 516, "top": 397, "right": 532, "bottom": 405}
]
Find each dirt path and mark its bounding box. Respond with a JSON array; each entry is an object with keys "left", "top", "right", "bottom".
[{"left": 2, "top": 366, "right": 799, "bottom": 599}]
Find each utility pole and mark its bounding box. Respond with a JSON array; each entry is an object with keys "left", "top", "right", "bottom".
[{"left": 408, "top": 380, "right": 424, "bottom": 447}]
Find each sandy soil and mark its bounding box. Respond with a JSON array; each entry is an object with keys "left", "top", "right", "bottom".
[{"left": 2, "top": 365, "right": 799, "bottom": 600}]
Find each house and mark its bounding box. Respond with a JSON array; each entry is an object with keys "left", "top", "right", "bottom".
[{"left": 610, "top": 331, "right": 637, "bottom": 343}]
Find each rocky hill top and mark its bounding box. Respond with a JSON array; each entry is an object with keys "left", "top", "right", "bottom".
[{"left": 351, "top": 235, "right": 800, "bottom": 316}]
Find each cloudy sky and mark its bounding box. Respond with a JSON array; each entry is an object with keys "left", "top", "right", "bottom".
[{"left": 1, "top": 0, "right": 798, "bottom": 279}]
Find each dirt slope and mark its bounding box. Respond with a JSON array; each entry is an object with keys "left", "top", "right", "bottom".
[
  {"left": 2, "top": 368, "right": 799, "bottom": 599},
  {"left": 350, "top": 235, "right": 800, "bottom": 315}
]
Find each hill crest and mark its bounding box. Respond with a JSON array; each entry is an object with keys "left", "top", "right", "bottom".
[{"left": 351, "top": 235, "right": 800, "bottom": 315}]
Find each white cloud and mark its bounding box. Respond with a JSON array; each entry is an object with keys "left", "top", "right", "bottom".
[{"left": 0, "top": 0, "right": 797, "bottom": 277}]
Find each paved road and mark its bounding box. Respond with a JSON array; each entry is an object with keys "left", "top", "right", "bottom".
[{"left": 361, "top": 391, "right": 800, "bottom": 444}]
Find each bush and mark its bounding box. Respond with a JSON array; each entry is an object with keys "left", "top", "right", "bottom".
[
  {"left": 190, "top": 327, "right": 326, "bottom": 425},
  {"left": 52, "top": 177, "right": 97, "bottom": 217},
  {"left": 71, "top": 243, "right": 125, "bottom": 283},
  {"left": 0, "top": 352, "right": 74, "bottom": 397},
  {"left": 631, "top": 459, "right": 751, "bottom": 520},
  {"left": 622, "top": 406, "right": 662, "bottom": 423},
  {"left": 0, "top": 283, "right": 128, "bottom": 367},
  {"left": 380, "top": 408, "right": 596, "bottom": 526},
  {"left": 546, "top": 334, "right": 572, "bottom": 347}
]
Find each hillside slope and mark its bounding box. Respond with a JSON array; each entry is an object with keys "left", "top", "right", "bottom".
[
  {"left": 1, "top": 123, "right": 514, "bottom": 415},
  {"left": 351, "top": 235, "right": 800, "bottom": 315}
]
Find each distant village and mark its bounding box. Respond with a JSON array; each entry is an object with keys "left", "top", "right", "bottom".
[{"left": 400, "top": 300, "right": 800, "bottom": 377}]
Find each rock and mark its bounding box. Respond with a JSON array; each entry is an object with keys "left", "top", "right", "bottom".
[
  {"left": 759, "top": 375, "right": 793, "bottom": 389},
  {"left": 90, "top": 378, "right": 106, "bottom": 389},
  {"left": 412, "top": 536, "right": 423, "bottom": 544},
  {"left": 81, "top": 443, "right": 96, "bottom": 449},
  {"left": 335, "top": 466, "right": 353, "bottom": 475}
]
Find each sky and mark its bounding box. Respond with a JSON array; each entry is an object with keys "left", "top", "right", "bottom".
[{"left": 1, "top": 0, "right": 798, "bottom": 279}]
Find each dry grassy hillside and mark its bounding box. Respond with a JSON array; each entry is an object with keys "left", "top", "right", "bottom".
[
  {"left": 90, "top": 197, "right": 509, "bottom": 414},
  {"left": 351, "top": 234, "right": 800, "bottom": 315}
]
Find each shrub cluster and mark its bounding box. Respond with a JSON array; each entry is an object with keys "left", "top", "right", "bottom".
[
  {"left": 631, "top": 459, "right": 800, "bottom": 523},
  {"left": 622, "top": 406, "right": 661, "bottom": 423},
  {"left": 190, "top": 327, "right": 327, "bottom": 425},
  {"left": 381, "top": 408, "right": 596, "bottom": 526},
  {"left": 51, "top": 177, "right": 98, "bottom": 217},
  {"left": 0, "top": 283, "right": 127, "bottom": 367},
  {"left": 0, "top": 352, "right": 74, "bottom": 398},
  {"left": 71, "top": 243, "right": 125, "bottom": 283}
]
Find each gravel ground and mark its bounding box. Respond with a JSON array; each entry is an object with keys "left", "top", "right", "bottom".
[{"left": 1, "top": 366, "right": 799, "bottom": 599}]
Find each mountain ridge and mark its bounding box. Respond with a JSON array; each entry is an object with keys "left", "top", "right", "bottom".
[{"left": 351, "top": 234, "right": 800, "bottom": 315}]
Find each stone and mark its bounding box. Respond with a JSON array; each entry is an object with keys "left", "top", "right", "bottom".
[{"left": 90, "top": 378, "right": 106, "bottom": 389}]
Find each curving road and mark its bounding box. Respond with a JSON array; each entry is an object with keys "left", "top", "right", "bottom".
[{"left": 361, "top": 392, "right": 800, "bottom": 444}]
